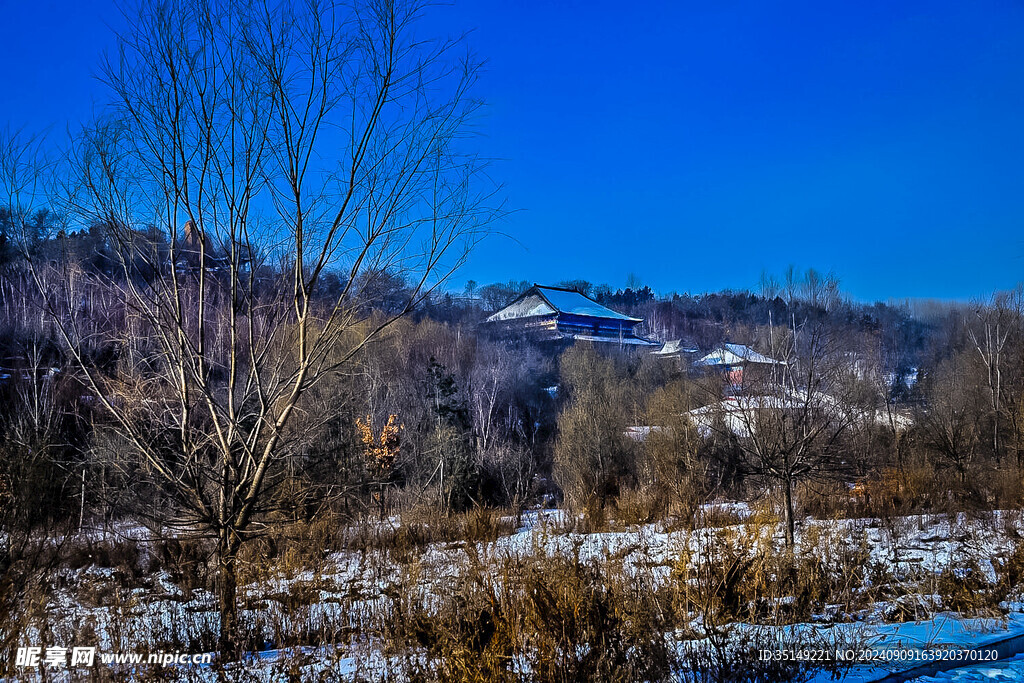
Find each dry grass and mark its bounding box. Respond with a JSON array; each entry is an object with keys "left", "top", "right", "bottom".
[
  {"left": 377, "top": 545, "right": 677, "bottom": 682},
  {"left": 11, "top": 497, "right": 1024, "bottom": 681},
  {"left": 337, "top": 506, "right": 517, "bottom": 560}
]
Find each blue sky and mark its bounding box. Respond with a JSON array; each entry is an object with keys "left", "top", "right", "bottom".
[{"left": 5, "top": 0, "right": 1024, "bottom": 301}]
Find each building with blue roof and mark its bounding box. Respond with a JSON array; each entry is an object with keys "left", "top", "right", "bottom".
[{"left": 484, "top": 285, "right": 657, "bottom": 347}]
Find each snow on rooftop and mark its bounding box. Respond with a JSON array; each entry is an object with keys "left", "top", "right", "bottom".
[
  {"left": 486, "top": 285, "right": 642, "bottom": 324},
  {"left": 535, "top": 286, "right": 641, "bottom": 322},
  {"left": 653, "top": 340, "right": 700, "bottom": 356},
  {"left": 688, "top": 389, "right": 913, "bottom": 437},
  {"left": 694, "top": 343, "right": 784, "bottom": 367},
  {"left": 485, "top": 293, "right": 556, "bottom": 322}
]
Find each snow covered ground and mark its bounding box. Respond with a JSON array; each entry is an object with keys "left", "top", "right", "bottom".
[
  {"left": 8, "top": 506, "right": 1024, "bottom": 681},
  {"left": 801, "top": 613, "right": 1024, "bottom": 682},
  {"left": 913, "top": 654, "right": 1024, "bottom": 682}
]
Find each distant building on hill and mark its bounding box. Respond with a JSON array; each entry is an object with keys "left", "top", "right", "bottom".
[
  {"left": 693, "top": 343, "right": 785, "bottom": 391},
  {"left": 651, "top": 339, "right": 700, "bottom": 361},
  {"left": 483, "top": 284, "right": 657, "bottom": 347}
]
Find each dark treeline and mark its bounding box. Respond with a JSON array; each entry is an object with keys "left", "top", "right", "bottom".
[{"left": 3, "top": 225, "right": 1023, "bottom": 537}]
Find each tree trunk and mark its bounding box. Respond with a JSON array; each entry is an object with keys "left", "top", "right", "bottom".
[
  {"left": 218, "top": 533, "right": 240, "bottom": 661},
  {"left": 783, "top": 476, "right": 795, "bottom": 548},
  {"left": 993, "top": 402, "right": 1001, "bottom": 464}
]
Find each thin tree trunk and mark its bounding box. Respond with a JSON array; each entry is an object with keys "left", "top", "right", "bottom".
[
  {"left": 783, "top": 476, "right": 795, "bottom": 548},
  {"left": 78, "top": 469, "right": 86, "bottom": 535},
  {"left": 218, "top": 533, "right": 240, "bottom": 660}
]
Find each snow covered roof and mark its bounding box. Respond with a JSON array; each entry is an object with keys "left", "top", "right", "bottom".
[
  {"left": 687, "top": 389, "right": 913, "bottom": 437},
  {"left": 486, "top": 285, "right": 641, "bottom": 324},
  {"left": 693, "top": 343, "right": 784, "bottom": 367},
  {"left": 534, "top": 286, "right": 641, "bottom": 322},
  {"left": 485, "top": 293, "right": 557, "bottom": 322},
  {"left": 652, "top": 340, "right": 700, "bottom": 356}
]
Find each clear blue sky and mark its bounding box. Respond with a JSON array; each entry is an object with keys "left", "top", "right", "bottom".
[{"left": 5, "top": 0, "right": 1024, "bottom": 301}]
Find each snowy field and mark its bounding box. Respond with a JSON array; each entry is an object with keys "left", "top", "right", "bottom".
[
  {"left": 914, "top": 655, "right": 1024, "bottom": 682},
  {"left": 8, "top": 506, "right": 1024, "bottom": 681}
]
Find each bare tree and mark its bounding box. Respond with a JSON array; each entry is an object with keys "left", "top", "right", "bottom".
[
  {"left": 697, "top": 321, "right": 860, "bottom": 547},
  {"left": 966, "top": 292, "right": 1021, "bottom": 463},
  {"left": 6, "top": 0, "right": 496, "bottom": 657},
  {"left": 553, "top": 344, "right": 636, "bottom": 510},
  {"left": 758, "top": 270, "right": 780, "bottom": 300},
  {"left": 917, "top": 352, "right": 985, "bottom": 488}
]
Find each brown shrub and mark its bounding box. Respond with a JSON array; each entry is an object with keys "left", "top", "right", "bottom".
[
  {"left": 672, "top": 521, "right": 875, "bottom": 627},
  {"left": 936, "top": 559, "right": 1002, "bottom": 616},
  {"left": 383, "top": 548, "right": 675, "bottom": 683},
  {"left": 995, "top": 536, "right": 1024, "bottom": 602},
  {"left": 981, "top": 466, "right": 1024, "bottom": 509},
  {"left": 151, "top": 538, "right": 212, "bottom": 597},
  {"left": 614, "top": 485, "right": 671, "bottom": 526}
]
